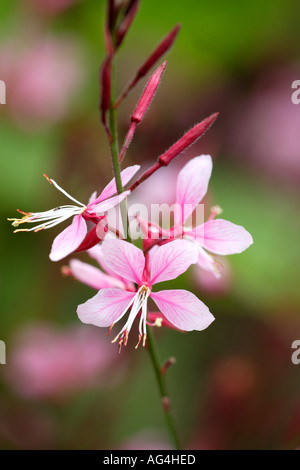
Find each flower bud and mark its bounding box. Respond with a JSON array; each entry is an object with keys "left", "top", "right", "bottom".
[
  {"left": 115, "top": 0, "right": 140, "bottom": 49},
  {"left": 131, "top": 61, "right": 167, "bottom": 123},
  {"left": 159, "top": 112, "right": 219, "bottom": 166}
]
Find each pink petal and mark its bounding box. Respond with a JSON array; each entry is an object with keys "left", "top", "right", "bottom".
[
  {"left": 77, "top": 288, "right": 135, "bottom": 327},
  {"left": 101, "top": 239, "right": 145, "bottom": 284},
  {"left": 88, "top": 245, "right": 136, "bottom": 291},
  {"left": 89, "top": 191, "right": 130, "bottom": 215},
  {"left": 69, "top": 259, "right": 126, "bottom": 290},
  {"left": 151, "top": 289, "right": 214, "bottom": 331},
  {"left": 176, "top": 155, "right": 212, "bottom": 224},
  {"left": 49, "top": 215, "right": 87, "bottom": 262},
  {"left": 150, "top": 239, "right": 198, "bottom": 285},
  {"left": 87, "top": 191, "right": 97, "bottom": 206},
  {"left": 201, "top": 219, "right": 253, "bottom": 255},
  {"left": 90, "top": 165, "right": 140, "bottom": 205},
  {"left": 197, "top": 246, "right": 221, "bottom": 278}
]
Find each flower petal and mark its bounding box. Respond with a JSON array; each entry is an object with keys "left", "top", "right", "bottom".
[
  {"left": 101, "top": 239, "right": 145, "bottom": 284},
  {"left": 69, "top": 259, "right": 126, "bottom": 290},
  {"left": 90, "top": 191, "right": 130, "bottom": 215},
  {"left": 77, "top": 288, "right": 135, "bottom": 327},
  {"left": 88, "top": 191, "right": 97, "bottom": 206},
  {"left": 150, "top": 239, "right": 198, "bottom": 285},
  {"left": 200, "top": 219, "right": 253, "bottom": 255},
  {"left": 176, "top": 155, "right": 212, "bottom": 223},
  {"left": 197, "top": 246, "right": 221, "bottom": 278},
  {"left": 49, "top": 215, "right": 87, "bottom": 262},
  {"left": 90, "top": 165, "right": 140, "bottom": 205},
  {"left": 151, "top": 289, "right": 214, "bottom": 331}
]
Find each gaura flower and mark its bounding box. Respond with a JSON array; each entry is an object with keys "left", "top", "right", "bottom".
[
  {"left": 139, "top": 155, "right": 253, "bottom": 277},
  {"left": 64, "top": 245, "right": 181, "bottom": 331},
  {"left": 8, "top": 165, "right": 140, "bottom": 262},
  {"left": 77, "top": 238, "right": 214, "bottom": 352}
]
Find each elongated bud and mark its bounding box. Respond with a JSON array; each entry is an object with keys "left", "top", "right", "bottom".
[
  {"left": 115, "top": 0, "right": 140, "bottom": 48},
  {"left": 100, "top": 56, "right": 112, "bottom": 138},
  {"left": 131, "top": 61, "right": 167, "bottom": 123},
  {"left": 107, "top": 0, "right": 116, "bottom": 32},
  {"left": 137, "top": 23, "right": 180, "bottom": 79},
  {"left": 118, "top": 61, "right": 167, "bottom": 163},
  {"left": 100, "top": 56, "right": 111, "bottom": 115},
  {"left": 129, "top": 112, "right": 219, "bottom": 191},
  {"left": 159, "top": 112, "right": 219, "bottom": 166},
  {"left": 115, "top": 23, "right": 180, "bottom": 107}
]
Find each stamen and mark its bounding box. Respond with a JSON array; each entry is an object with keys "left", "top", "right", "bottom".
[
  {"left": 123, "top": 329, "right": 129, "bottom": 346},
  {"left": 135, "top": 334, "right": 142, "bottom": 349},
  {"left": 109, "top": 285, "right": 151, "bottom": 352},
  {"left": 44, "top": 174, "right": 86, "bottom": 207},
  {"left": 208, "top": 205, "right": 223, "bottom": 221},
  {"left": 111, "top": 333, "right": 120, "bottom": 344},
  {"left": 107, "top": 323, "right": 114, "bottom": 336},
  {"left": 146, "top": 317, "right": 163, "bottom": 327}
]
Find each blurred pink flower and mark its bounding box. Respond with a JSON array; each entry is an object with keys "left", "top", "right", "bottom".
[
  {"left": 192, "top": 256, "right": 232, "bottom": 296},
  {"left": 128, "top": 161, "right": 178, "bottom": 209},
  {"left": 228, "top": 65, "right": 300, "bottom": 183},
  {"left": 5, "top": 324, "right": 121, "bottom": 400},
  {"left": 25, "top": 0, "right": 80, "bottom": 16},
  {"left": 0, "top": 35, "right": 84, "bottom": 129}
]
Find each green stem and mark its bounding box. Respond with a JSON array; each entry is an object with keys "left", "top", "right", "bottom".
[
  {"left": 107, "top": 37, "right": 180, "bottom": 450},
  {"left": 109, "top": 61, "right": 131, "bottom": 242},
  {"left": 146, "top": 327, "right": 181, "bottom": 450}
]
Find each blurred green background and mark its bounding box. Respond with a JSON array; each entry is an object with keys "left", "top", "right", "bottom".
[{"left": 1, "top": 0, "right": 300, "bottom": 449}]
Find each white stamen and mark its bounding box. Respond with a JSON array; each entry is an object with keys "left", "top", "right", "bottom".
[
  {"left": 111, "top": 285, "right": 151, "bottom": 348},
  {"left": 49, "top": 178, "right": 86, "bottom": 207},
  {"left": 9, "top": 178, "right": 87, "bottom": 232}
]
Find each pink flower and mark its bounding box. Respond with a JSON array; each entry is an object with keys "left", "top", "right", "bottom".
[
  {"left": 0, "top": 35, "right": 84, "bottom": 129},
  {"left": 25, "top": 0, "right": 79, "bottom": 16},
  {"left": 141, "top": 155, "right": 253, "bottom": 277},
  {"left": 77, "top": 238, "right": 214, "bottom": 351},
  {"left": 5, "top": 324, "right": 120, "bottom": 400},
  {"left": 65, "top": 246, "right": 181, "bottom": 331},
  {"left": 8, "top": 165, "right": 140, "bottom": 262}
]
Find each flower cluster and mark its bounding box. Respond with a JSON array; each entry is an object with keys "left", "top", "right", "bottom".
[{"left": 8, "top": 0, "right": 253, "bottom": 353}]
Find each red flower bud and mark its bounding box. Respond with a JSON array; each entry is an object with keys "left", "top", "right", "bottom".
[
  {"left": 115, "top": 0, "right": 140, "bottom": 49},
  {"left": 129, "top": 112, "right": 219, "bottom": 191},
  {"left": 115, "top": 23, "right": 180, "bottom": 107},
  {"left": 136, "top": 23, "right": 180, "bottom": 80},
  {"left": 131, "top": 61, "right": 167, "bottom": 123},
  {"left": 159, "top": 112, "right": 219, "bottom": 166},
  {"left": 99, "top": 56, "right": 112, "bottom": 137}
]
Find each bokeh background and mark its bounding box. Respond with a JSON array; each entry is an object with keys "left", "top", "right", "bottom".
[{"left": 1, "top": 0, "right": 300, "bottom": 450}]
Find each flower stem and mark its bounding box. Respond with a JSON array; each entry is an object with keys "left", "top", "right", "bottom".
[
  {"left": 108, "top": 60, "right": 131, "bottom": 241},
  {"left": 146, "top": 326, "right": 181, "bottom": 450}
]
